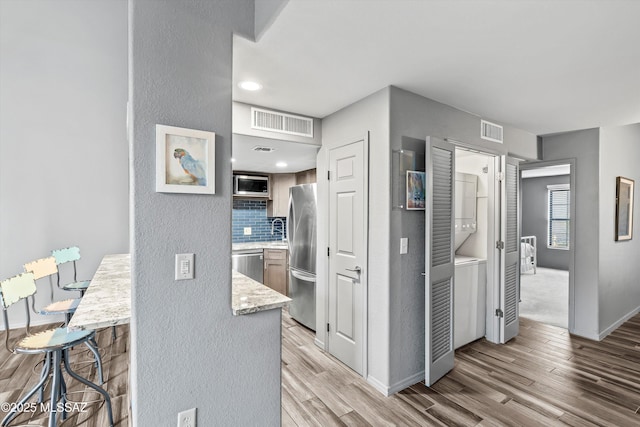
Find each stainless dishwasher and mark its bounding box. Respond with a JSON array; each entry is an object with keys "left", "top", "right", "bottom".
[{"left": 231, "top": 249, "right": 264, "bottom": 283}]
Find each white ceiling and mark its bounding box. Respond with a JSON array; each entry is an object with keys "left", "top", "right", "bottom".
[
  {"left": 232, "top": 133, "right": 319, "bottom": 173},
  {"left": 234, "top": 0, "right": 640, "bottom": 136}
]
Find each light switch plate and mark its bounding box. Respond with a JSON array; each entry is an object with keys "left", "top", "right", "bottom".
[
  {"left": 244, "top": 227, "right": 252, "bottom": 235},
  {"left": 400, "top": 237, "right": 408, "bottom": 255},
  {"left": 175, "top": 253, "right": 195, "bottom": 280}
]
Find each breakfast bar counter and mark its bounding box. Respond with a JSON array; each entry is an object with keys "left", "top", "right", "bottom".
[
  {"left": 68, "top": 253, "right": 131, "bottom": 331},
  {"left": 68, "top": 253, "right": 289, "bottom": 331},
  {"left": 232, "top": 270, "right": 290, "bottom": 315}
]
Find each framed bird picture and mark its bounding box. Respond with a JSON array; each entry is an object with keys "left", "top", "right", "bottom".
[{"left": 156, "top": 124, "right": 216, "bottom": 194}]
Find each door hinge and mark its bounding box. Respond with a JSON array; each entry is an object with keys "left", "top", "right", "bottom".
[
  {"left": 327, "top": 247, "right": 330, "bottom": 257},
  {"left": 327, "top": 171, "right": 330, "bottom": 180},
  {"left": 327, "top": 323, "right": 330, "bottom": 332},
  {"left": 496, "top": 172, "right": 505, "bottom": 182},
  {"left": 495, "top": 309, "right": 504, "bottom": 318},
  {"left": 496, "top": 240, "right": 504, "bottom": 250}
]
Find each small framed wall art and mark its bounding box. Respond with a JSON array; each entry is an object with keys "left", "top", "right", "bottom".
[
  {"left": 615, "top": 176, "right": 634, "bottom": 241},
  {"left": 156, "top": 124, "right": 216, "bottom": 194},
  {"left": 406, "top": 170, "right": 426, "bottom": 210}
]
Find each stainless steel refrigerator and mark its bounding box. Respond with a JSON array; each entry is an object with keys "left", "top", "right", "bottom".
[{"left": 287, "top": 183, "right": 317, "bottom": 330}]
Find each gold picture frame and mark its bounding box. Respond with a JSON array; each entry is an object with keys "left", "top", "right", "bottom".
[{"left": 615, "top": 176, "right": 634, "bottom": 241}]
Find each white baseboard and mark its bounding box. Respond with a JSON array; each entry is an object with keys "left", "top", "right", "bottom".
[
  {"left": 599, "top": 305, "right": 640, "bottom": 341},
  {"left": 366, "top": 375, "right": 389, "bottom": 396},
  {"left": 367, "top": 371, "right": 425, "bottom": 397},
  {"left": 314, "top": 337, "right": 325, "bottom": 349}
]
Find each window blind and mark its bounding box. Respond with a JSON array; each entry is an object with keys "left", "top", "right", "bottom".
[{"left": 548, "top": 184, "right": 570, "bottom": 249}]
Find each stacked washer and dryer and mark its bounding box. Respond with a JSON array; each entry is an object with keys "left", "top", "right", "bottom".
[{"left": 453, "top": 172, "right": 487, "bottom": 349}]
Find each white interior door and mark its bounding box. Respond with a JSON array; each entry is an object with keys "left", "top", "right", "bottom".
[
  {"left": 328, "top": 135, "right": 368, "bottom": 375},
  {"left": 425, "top": 136, "right": 455, "bottom": 386},
  {"left": 499, "top": 156, "right": 520, "bottom": 343}
]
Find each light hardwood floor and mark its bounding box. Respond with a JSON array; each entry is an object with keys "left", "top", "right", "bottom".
[
  {"left": 282, "top": 312, "right": 640, "bottom": 426},
  {"left": 4, "top": 313, "right": 640, "bottom": 426},
  {"left": 0, "top": 325, "right": 128, "bottom": 426}
]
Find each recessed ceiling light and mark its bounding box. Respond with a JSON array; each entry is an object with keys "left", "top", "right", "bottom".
[
  {"left": 230, "top": 158, "right": 236, "bottom": 163},
  {"left": 238, "top": 81, "right": 262, "bottom": 91},
  {"left": 276, "top": 162, "right": 287, "bottom": 168}
]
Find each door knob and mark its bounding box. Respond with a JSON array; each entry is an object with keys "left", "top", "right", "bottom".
[
  {"left": 345, "top": 266, "right": 362, "bottom": 273},
  {"left": 421, "top": 272, "right": 426, "bottom": 276}
]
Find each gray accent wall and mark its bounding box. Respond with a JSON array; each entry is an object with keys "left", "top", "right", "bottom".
[
  {"left": 319, "top": 85, "right": 538, "bottom": 395},
  {"left": 521, "top": 175, "right": 571, "bottom": 270},
  {"left": 387, "top": 86, "right": 538, "bottom": 391},
  {"left": 319, "top": 87, "right": 391, "bottom": 390},
  {"left": 542, "top": 129, "right": 600, "bottom": 339},
  {"left": 0, "top": 0, "right": 129, "bottom": 327},
  {"left": 130, "top": 1, "right": 281, "bottom": 425},
  {"left": 598, "top": 124, "right": 640, "bottom": 335}
]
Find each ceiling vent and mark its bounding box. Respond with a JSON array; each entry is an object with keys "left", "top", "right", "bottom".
[
  {"left": 252, "top": 146, "right": 275, "bottom": 152},
  {"left": 251, "top": 107, "right": 314, "bottom": 138},
  {"left": 481, "top": 120, "right": 503, "bottom": 144}
]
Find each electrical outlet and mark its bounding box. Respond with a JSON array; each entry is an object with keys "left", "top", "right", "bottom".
[
  {"left": 177, "top": 408, "right": 196, "bottom": 427},
  {"left": 175, "top": 253, "right": 195, "bottom": 280},
  {"left": 244, "top": 227, "right": 252, "bottom": 235}
]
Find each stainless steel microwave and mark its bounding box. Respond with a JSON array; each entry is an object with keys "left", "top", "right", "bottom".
[{"left": 233, "top": 174, "right": 269, "bottom": 197}]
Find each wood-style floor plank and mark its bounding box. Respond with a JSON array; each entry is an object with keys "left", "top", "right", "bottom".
[
  {"left": 0, "top": 324, "right": 129, "bottom": 426},
  {"left": 6, "top": 311, "right": 640, "bottom": 426},
  {"left": 282, "top": 312, "right": 640, "bottom": 426}
]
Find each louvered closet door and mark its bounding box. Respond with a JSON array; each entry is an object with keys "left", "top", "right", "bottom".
[
  {"left": 500, "top": 156, "right": 520, "bottom": 343},
  {"left": 425, "top": 136, "right": 455, "bottom": 386}
]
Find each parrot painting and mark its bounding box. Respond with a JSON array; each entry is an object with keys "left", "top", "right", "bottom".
[{"left": 173, "top": 148, "right": 207, "bottom": 186}]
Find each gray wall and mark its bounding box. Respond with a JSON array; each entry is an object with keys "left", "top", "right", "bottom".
[
  {"left": 255, "top": 0, "right": 289, "bottom": 41},
  {"left": 387, "top": 86, "right": 538, "bottom": 391},
  {"left": 521, "top": 175, "right": 571, "bottom": 270},
  {"left": 319, "top": 87, "right": 391, "bottom": 390},
  {"left": 130, "top": 1, "right": 282, "bottom": 425},
  {"left": 319, "top": 85, "right": 537, "bottom": 395},
  {"left": 598, "top": 123, "right": 640, "bottom": 335},
  {"left": 0, "top": 0, "right": 129, "bottom": 327},
  {"left": 542, "top": 129, "right": 600, "bottom": 339}
]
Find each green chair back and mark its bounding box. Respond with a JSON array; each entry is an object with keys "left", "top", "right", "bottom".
[
  {"left": 0, "top": 272, "right": 37, "bottom": 309},
  {"left": 51, "top": 246, "right": 81, "bottom": 265}
]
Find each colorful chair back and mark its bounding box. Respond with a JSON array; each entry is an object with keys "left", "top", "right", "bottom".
[
  {"left": 0, "top": 272, "right": 37, "bottom": 309},
  {"left": 51, "top": 246, "right": 81, "bottom": 265},
  {"left": 23, "top": 257, "right": 58, "bottom": 280}
]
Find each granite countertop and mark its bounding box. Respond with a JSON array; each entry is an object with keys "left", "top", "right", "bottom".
[
  {"left": 232, "top": 270, "right": 291, "bottom": 316},
  {"left": 232, "top": 241, "right": 289, "bottom": 251},
  {"left": 68, "top": 253, "right": 131, "bottom": 331}
]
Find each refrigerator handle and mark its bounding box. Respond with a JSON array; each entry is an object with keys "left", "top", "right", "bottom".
[{"left": 287, "top": 192, "right": 294, "bottom": 249}]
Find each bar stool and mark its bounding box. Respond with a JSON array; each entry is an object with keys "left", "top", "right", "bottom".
[
  {"left": 23, "top": 257, "right": 80, "bottom": 324},
  {"left": 23, "top": 256, "right": 104, "bottom": 385},
  {"left": 51, "top": 246, "right": 117, "bottom": 341},
  {"left": 51, "top": 246, "right": 90, "bottom": 295},
  {"left": 0, "top": 272, "right": 114, "bottom": 427}
]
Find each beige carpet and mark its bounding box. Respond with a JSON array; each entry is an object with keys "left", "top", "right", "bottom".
[{"left": 519, "top": 267, "right": 569, "bottom": 329}]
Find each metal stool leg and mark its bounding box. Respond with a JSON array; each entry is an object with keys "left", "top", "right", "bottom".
[
  {"left": 48, "top": 350, "right": 62, "bottom": 427},
  {"left": 63, "top": 347, "right": 114, "bottom": 427},
  {"left": 1, "top": 352, "right": 52, "bottom": 426},
  {"left": 85, "top": 339, "right": 104, "bottom": 384}
]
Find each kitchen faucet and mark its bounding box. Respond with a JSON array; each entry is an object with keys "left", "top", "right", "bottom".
[{"left": 271, "top": 218, "right": 286, "bottom": 241}]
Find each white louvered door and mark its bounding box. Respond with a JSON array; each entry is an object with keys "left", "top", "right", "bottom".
[
  {"left": 425, "top": 136, "right": 455, "bottom": 386},
  {"left": 500, "top": 156, "right": 520, "bottom": 343}
]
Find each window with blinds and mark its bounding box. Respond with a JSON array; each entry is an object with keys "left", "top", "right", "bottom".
[{"left": 547, "top": 184, "right": 570, "bottom": 249}]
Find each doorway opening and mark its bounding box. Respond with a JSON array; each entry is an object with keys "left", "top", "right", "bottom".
[{"left": 519, "top": 162, "right": 574, "bottom": 330}]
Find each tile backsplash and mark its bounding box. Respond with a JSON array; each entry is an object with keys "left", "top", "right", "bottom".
[{"left": 232, "top": 199, "right": 287, "bottom": 243}]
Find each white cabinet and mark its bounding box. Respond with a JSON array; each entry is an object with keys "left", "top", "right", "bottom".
[{"left": 454, "top": 258, "right": 486, "bottom": 349}]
